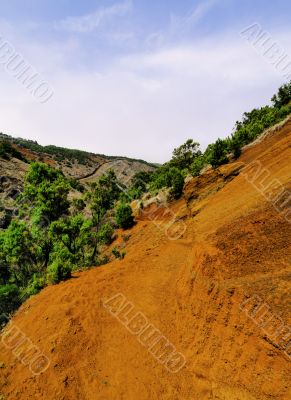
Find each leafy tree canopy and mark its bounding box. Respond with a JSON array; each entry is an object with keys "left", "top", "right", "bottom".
[{"left": 171, "top": 139, "right": 201, "bottom": 170}]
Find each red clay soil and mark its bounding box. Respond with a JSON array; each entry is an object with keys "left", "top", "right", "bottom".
[
  {"left": 0, "top": 120, "right": 291, "bottom": 400},
  {"left": 12, "top": 144, "right": 57, "bottom": 166}
]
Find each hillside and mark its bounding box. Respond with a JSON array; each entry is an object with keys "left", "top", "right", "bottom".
[
  {"left": 0, "top": 117, "right": 290, "bottom": 399},
  {"left": 0, "top": 133, "right": 156, "bottom": 226}
]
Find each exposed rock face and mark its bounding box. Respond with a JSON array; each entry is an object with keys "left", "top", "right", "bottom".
[{"left": 79, "top": 158, "right": 156, "bottom": 186}]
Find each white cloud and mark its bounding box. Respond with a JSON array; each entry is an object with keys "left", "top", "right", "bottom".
[
  {"left": 55, "top": 0, "right": 132, "bottom": 33},
  {"left": 0, "top": 23, "right": 290, "bottom": 163},
  {"left": 170, "top": 0, "right": 218, "bottom": 35},
  {"left": 188, "top": 0, "right": 218, "bottom": 24},
  {"left": 145, "top": 0, "right": 218, "bottom": 50}
]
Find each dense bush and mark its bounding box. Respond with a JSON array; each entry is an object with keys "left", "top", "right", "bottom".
[
  {"left": 97, "top": 223, "right": 114, "bottom": 245},
  {"left": 0, "top": 165, "right": 124, "bottom": 315},
  {"left": 129, "top": 171, "right": 153, "bottom": 197},
  {"left": 25, "top": 274, "right": 46, "bottom": 296},
  {"left": 191, "top": 82, "right": 291, "bottom": 174},
  {"left": 190, "top": 155, "right": 207, "bottom": 176},
  {"left": 229, "top": 104, "right": 291, "bottom": 150},
  {"left": 69, "top": 179, "right": 85, "bottom": 192},
  {"left": 71, "top": 198, "right": 86, "bottom": 214},
  {"left": 22, "top": 162, "right": 70, "bottom": 225},
  {"left": 207, "top": 139, "right": 229, "bottom": 168},
  {"left": 0, "top": 220, "right": 36, "bottom": 287},
  {"left": 49, "top": 214, "right": 94, "bottom": 266},
  {"left": 228, "top": 136, "right": 242, "bottom": 159},
  {"left": 89, "top": 170, "right": 121, "bottom": 225},
  {"left": 168, "top": 168, "right": 185, "bottom": 199},
  {"left": 149, "top": 166, "right": 184, "bottom": 199},
  {"left": 47, "top": 260, "right": 72, "bottom": 284},
  {"left": 115, "top": 203, "right": 135, "bottom": 229}
]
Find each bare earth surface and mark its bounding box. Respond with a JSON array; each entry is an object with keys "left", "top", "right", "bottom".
[{"left": 0, "top": 120, "right": 290, "bottom": 399}]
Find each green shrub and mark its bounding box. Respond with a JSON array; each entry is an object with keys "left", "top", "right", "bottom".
[
  {"left": 271, "top": 81, "right": 291, "bottom": 108},
  {"left": 69, "top": 179, "right": 85, "bottom": 192},
  {"left": 168, "top": 168, "right": 184, "bottom": 199},
  {"left": 47, "top": 260, "right": 71, "bottom": 284},
  {"left": 190, "top": 155, "right": 207, "bottom": 176},
  {"left": 229, "top": 97, "right": 291, "bottom": 151},
  {"left": 23, "top": 162, "right": 70, "bottom": 225},
  {"left": 127, "top": 187, "right": 143, "bottom": 200},
  {"left": 229, "top": 137, "right": 242, "bottom": 159},
  {"left": 25, "top": 274, "right": 46, "bottom": 296},
  {"left": 1, "top": 220, "right": 35, "bottom": 287},
  {"left": 208, "top": 139, "right": 228, "bottom": 168},
  {"left": 149, "top": 166, "right": 184, "bottom": 199},
  {"left": 127, "top": 171, "right": 153, "bottom": 199},
  {"left": 115, "top": 203, "right": 135, "bottom": 229},
  {"left": 98, "top": 223, "right": 114, "bottom": 245},
  {"left": 71, "top": 198, "right": 86, "bottom": 213}
]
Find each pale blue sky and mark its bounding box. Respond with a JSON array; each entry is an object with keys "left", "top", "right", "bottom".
[{"left": 0, "top": 0, "right": 291, "bottom": 162}]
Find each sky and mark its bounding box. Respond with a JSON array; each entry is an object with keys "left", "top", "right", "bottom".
[{"left": 0, "top": 0, "right": 291, "bottom": 163}]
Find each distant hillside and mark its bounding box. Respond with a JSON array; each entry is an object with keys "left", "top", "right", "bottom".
[
  {"left": 0, "top": 133, "right": 156, "bottom": 226},
  {"left": 0, "top": 132, "right": 156, "bottom": 168}
]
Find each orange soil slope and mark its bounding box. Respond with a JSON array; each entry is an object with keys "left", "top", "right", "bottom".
[{"left": 0, "top": 119, "right": 291, "bottom": 400}]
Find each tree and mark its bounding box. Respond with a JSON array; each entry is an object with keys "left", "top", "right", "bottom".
[
  {"left": 115, "top": 203, "right": 135, "bottom": 229},
  {"left": 49, "top": 214, "right": 94, "bottom": 266},
  {"left": 228, "top": 136, "right": 242, "bottom": 159},
  {"left": 190, "top": 155, "right": 206, "bottom": 176},
  {"left": 97, "top": 223, "right": 114, "bottom": 245},
  {"left": 208, "top": 139, "right": 228, "bottom": 168},
  {"left": 89, "top": 170, "right": 121, "bottom": 226},
  {"left": 149, "top": 166, "right": 184, "bottom": 199},
  {"left": 22, "top": 162, "right": 70, "bottom": 226},
  {"left": 0, "top": 164, "right": 122, "bottom": 315},
  {"left": 97, "top": 170, "right": 121, "bottom": 210},
  {"left": 1, "top": 220, "right": 36, "bottom": 286},
  {"left": 47, "top": 260, "right": 71, "bottom": 285},
  {"left": 168, "top": 167, "right": 184, "bottom": 199},
  {"left": 271, "top": 81, "right": 291, "bottom": 108},
  {"left": 171, "top": 139, "right": 201, "bottom": 170},
  {"left": 131, "top": 171, "right": 153, "bottom": 192},
  {"left": 71, "top": 198, "right": 86, "bottom": 214},
  {"left": 25, "top": 162, "right": 63, "bottom": 185}
]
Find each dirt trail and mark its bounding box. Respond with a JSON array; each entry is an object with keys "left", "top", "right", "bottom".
[
  {"left": 79, "top": 159, "right": 154, "bottom": 185},
  {"left": 0, "top": 121, "right": 290, "bottom": 399}
]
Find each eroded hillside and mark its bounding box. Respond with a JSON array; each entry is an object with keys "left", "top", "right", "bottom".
[
  {"left": 0, "top": 119, "right": 290, "bottom": 399},
  {"left": 0, "top": 135, "right": 155, "bottom": 227}
]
